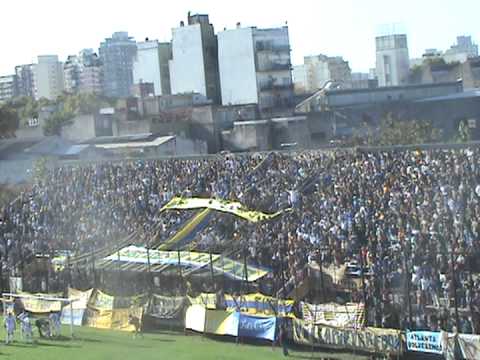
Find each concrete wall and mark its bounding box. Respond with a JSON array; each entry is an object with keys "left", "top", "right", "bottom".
[
  {"left": 0, "top": 160, "right": 35, "bottom": 184},
  {"left": 222, "top": 120, "right": 271, "bottom": 151},
  {"left": 271, "top": 116, "right": 311, "bottom": 149},
  {"left": 170, "top": 24, "right": 207, "bottom": 97},
  {"left": 218, "top": 27, "right": 258, "bottom": 106},
  {"left": 324, "top": 82, "right": 462, "bottom": 108},
  {"left": 61, "top": 114, "right": 97, "bottom": 142}
]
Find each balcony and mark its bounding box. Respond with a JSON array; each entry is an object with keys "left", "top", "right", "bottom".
[
  {"left": 255, "top": 42, "right": 291, "bottom": 53},
  {"left": 259, "top": 82, "right": 294, "bottom": 91},
  {"left": 257, "top": 62, "right": 292, "bottom": 72}
]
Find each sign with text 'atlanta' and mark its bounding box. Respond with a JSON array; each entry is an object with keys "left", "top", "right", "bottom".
[{"left": 406, "top": 331, "right": 443, "bottom": 354}]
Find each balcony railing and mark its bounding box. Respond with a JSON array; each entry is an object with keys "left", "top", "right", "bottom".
[
  {"left": 257, "top": 62, "right": 292, "bottom": 72},
  {"left": 259, "top": 82, "right": 294, "bottom": 91}
]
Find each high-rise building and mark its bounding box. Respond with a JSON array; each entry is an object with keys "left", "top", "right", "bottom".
[
  {"left": 133, "top": 39, "right": 172, "bottom": 96},
  {"left": 0, "top": 75, "right": 17, "bottom": 102},
  {"left": 375, "top": 34, "right": 410, "bottom": 87},
  {"left": 34, "top": 55, "right": 65, "bottom": 100},
  {"left": 218, "top": 25, "right": 293, "bottom": 111},
  {"left": 99, "top": 32, "right": 137, "bottom": 98},
  {"left": 292, "top": 54, "right": 352, "bottom": 93},
  {"left": 444, "top": 36, "right": 479, "bottom": 63},
  {"left": 64, "top": 49, "right": 103, "bottom": 94},
  {"left": 169, "top": 13, "right": 221, "bottom": 103},
  {"left": 14, "top": 64, "right": 36, "bottom": 98}
]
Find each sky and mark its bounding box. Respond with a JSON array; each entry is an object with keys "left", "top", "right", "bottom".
[{"left": 1, "top": 0, "right": 479, "bottom": 75}]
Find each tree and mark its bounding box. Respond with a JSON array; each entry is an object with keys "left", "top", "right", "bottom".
[
  {"left": 0, "top": 104, "right": 19, "bottom": 138},
  {"left": 456, "top": 119, "right": 471, "bottom": 143},
  {"left": 43, "top": 110, "right": 75, "bottom": 136},
  {"left": 376, "top": 113, "right": 442, "bottom": 146}
]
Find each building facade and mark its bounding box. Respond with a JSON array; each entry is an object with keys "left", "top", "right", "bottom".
[
  {"left": 133, "top": 40, "right": 172, "bottom": 96},
  {"left": 64, "top": 49, "right": 103, "bottom": 94},
  {"left": 169, "top": 13, "right": 220, "bottom": 103},
  {"left": 218, "top": 25, "right": 293, "bottom": 111},
  {"left": 34, "top": 55, "right": 65, "bottom": 100},
  {"left": 99, "top": 32, "right": 137, "bottom": 98},
  {"left": 14, "top": 64, "right": 36, "bottom": 98},
  {"left": 293, "top": 54, "right": 352, "bottom": 93},
  {"left": 376, "top": 34, "right": 410, "bottom": 87},
  {"left": 0, "top": 75, "right": 16, "bottom": 102}
]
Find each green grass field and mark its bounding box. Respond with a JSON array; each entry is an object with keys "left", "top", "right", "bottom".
[{"left": 0, "top": 326, "right": 368, "bottom": 360}]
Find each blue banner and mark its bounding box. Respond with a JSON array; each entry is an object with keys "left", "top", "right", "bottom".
[
  {"left": 406, "top": 331, "right": 443, "bottom": 354},
  {"left": 238, "top": 314, "right": 276, "bottom": 341},
  {"left": 61, "top": 308, "right": 85, "bottom": 326}
]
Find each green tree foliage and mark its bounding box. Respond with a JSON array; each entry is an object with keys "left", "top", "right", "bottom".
[
  {"left": 43, "top": 110, "right": 75, "bottom": 136},
  {"left": 0, "top": 103, "right": 19, "bottom": 138},
  {"left": 456, "top": 119, "right": 472, "bottom": 143},
  {"left": 375, "top": 113, "right": 442, "bottom": 146}
]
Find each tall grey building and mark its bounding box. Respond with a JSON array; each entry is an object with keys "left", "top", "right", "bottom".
[
  {"left": 64, "top": 49, "right": 103, "bottom": 94},
  {"left": 218, "top": 24, "right": 293, "bottom": 111},
  {"left": 99, "top": 32, "right": 137, "bottom": 98},
  {"left": 0, "top": 75, "right": 16, "bottom": 102},
  {"left": 376, "top": 34, "right": 410, "bottom": 87},
  {"left": 133, "top": 39, "right": 172, "bottom": 96},
  {"left": 34, "top": 55, "right": 65, "bottom": 100},
  {"left": 14, "top": 64, "right": 36, "bottom": 98},
  {"left": 169, "top": 13, "right": 221, "bottom": 103}
]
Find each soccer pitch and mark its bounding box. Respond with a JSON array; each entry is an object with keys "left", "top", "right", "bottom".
[{"left": 0, "top": 326, "right": 368, "bottom": 360}]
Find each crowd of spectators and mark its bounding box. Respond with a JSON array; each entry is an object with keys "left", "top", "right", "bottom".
[{"left": 1, "top": 148, "right": 480, "bottom": 334}]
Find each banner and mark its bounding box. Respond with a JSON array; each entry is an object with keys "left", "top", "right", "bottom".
[
  {"left": 188, "top": 293, "right": 218, "bottom": 310},
  {"left": 113, "top": 294, "right": 149, "bottom": 309},
  {"left": 302, "top": 302, "right": 365, "bottom": 328},
  {"left": 158, "top": 209, "right": 213, "bottom": 251},
  {"left": 88, "top": 289, "right": 114, "bottom": 311},
  {"left": 85, "top": 307, "right": 143, "bottom": 332},
  {"left": 238, "top": 314, "right": 276, "bottom": 341},
  {"left": 205, "top": 310, "right": 239, "bottom": 337},
  {"left": 101, "top": 246, "right": 269, "bottom": 282},
  {"left": 84, "top": 308, "right": 112, "bottom": 330},
  {"left": 293, "top": 319, "right": 402, "bottom": 355},
  {"left": 224, "top": 293, "right": 294, "bottom": 318},
  {"left": 19, "top": 293, "right": 62, "bottom": 313},
  {"left": 161, "top": 197, "right": 291, "bottom": 223},
  {"left": 68, "top": 288, "right": 93, "bottom": 310},
  {"left": 148, "top": 295, "right": 188, "bottom": 319},
  {"left": 185, "top": 305, "right": 206, "bottom": 333},
  {"left": 111, "top": 307, "right": 143, "bottom": 332},
  {"left": 406, "top": 331, "right": 443, "bottom": 354},
  {"left": 457, "top": 334, "right": 480, "bottom": 360},
  {"left": 61, "top": 308, "right": 85, "bottom": 326}
]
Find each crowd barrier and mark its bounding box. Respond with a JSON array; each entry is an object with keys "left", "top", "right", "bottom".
[{"left": 13, "top": 289, "right": 480, "bottom": 359}]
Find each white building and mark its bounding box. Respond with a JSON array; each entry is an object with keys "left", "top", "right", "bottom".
[
  {"left": 169, "top": 14, "right": 220, "bottom": 103},
  {"left": 218, "top": 25, "right": 293, "bottom": 111},
  {"left": 292, "top": 54, "right": 352, "bottom": 93},
  {"left": 34, "top": 55, "right": 64, "bottom": 100},
  {"left": 375, "top": 34, "right": 410, "bottom": 87},
  {"left": 133, "top": 40, "right": 172, "bottom": 96},
  {"left": 0, "top": 75, "right": 16, "bottom": 102}
]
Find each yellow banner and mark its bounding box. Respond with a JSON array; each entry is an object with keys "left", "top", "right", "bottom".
[
  {"left": 85, "top": 309, "right": 112, "bottom": 330},
  {"left": 161, "top": 197, "right": 291, "bottom": 223},
  {"left": 68, "top": 288, "right": 93, "bottom": 310},
  {"left": 224, "top": 293, "right": 294, "bottom": 317},
  {"left": 188, "top": 293, "right": 218, "bottom": 310},
  {"left": 18, "top": 292, "right": 62, "bottom": 313},
  {"left": 85, "top": 307, "right": 143, "bottom": 332},
  {"left": 88, "top": 289, "right": 114, "bottom": 310},
  {"left": 111, "top": 307, "right": 143, "bottom": 332},
  {"left": 204, "top": 310, "right": 238, "bottom": 336}
]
